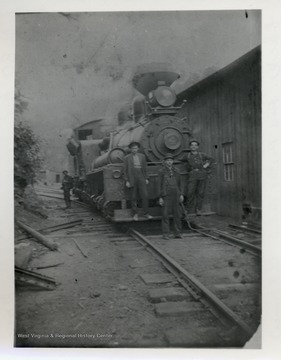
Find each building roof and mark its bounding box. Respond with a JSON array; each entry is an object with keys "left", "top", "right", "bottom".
[{"left": 176, "top": 45, "right": 261, "bottom": 102}]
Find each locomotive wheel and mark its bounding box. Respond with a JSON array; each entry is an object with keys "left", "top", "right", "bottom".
[
  {"left": 96, "top": 195, "right": 104, "bottom": 210},
  {"left": 102, "top": 201, "right": 120, "bottom": 218},
  {"left": 81, "top": 191, "right": 90, "bottom": 203}
]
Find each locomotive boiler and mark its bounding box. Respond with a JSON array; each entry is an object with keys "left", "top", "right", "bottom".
[{"left": 67, "top": 64, "right": 193, "bottom": 221}]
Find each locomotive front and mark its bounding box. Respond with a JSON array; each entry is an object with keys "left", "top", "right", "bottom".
[
  {"left": 68, "top": 64, "right": 192, "bottom": 221},
  {"left": 93, "top": 65, "right": 191, "bottom": 167}
]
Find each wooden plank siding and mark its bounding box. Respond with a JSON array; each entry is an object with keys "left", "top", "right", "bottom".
[{"left": 177, "top": 46, "right": 261, "bottom": 220}]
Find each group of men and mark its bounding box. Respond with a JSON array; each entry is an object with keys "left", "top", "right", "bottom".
[
  {"left": 62, "top": 139, "right": 212, "bottom": 240},
  {"left": 123, "top": 140, "right": 212, "bottom": 240}
]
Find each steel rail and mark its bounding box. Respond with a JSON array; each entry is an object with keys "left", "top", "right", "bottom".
[
  {"left": 36, "top": 193, "right": 65, "bottom": 200},
  {"left": 35, "top": 187, "right": 63, "bottom": 194},
  {"left": 212, "top": 229, "right": 261, "bottom": 252},
  {"left": 180, "top": 204, "right": 261, "bottom": 257},
  {"left": 129, "top": 228, "right": 254, "bottom": 340},
  {"left": 190, "top": 225, "right": 261, "bottom": 258},
  {"left": 228, "top": 223, "right": 261, "bottom": 235},
  {"left": 37, "top": 192, "right": 91, "bottom": 208}
]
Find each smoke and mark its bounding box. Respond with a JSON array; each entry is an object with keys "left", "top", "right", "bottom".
[{"left": 16, "top": 11, "right": 260, "bottom": 172}]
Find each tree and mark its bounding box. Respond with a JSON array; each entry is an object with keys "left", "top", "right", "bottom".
[
  {"left": 14, "top": 79, "right": 42, "bottom": 194},
  {"left": 14, "top": 120, "right": 42, "bottom": 189}
]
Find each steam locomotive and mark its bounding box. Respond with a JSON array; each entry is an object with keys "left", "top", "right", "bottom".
[{"left": 67, "top": 64, "right": 193, "bottom": 221}]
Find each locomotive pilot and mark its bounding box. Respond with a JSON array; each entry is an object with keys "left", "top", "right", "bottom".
[
  {"left": 61, "top": 170, "right": 74, "bottom": 209},
  {"left": 158, "top": 153, "right": 184, "bottom": 240},
  {"left": 183, "top": 140, "right": 213, "bottom": 215},
  {"left": 124, "top": 141, "right": 152, "bottom": 221}
]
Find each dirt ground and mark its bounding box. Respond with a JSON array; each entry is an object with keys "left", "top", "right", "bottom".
[
  {"left": 15, "top": 197, "right": 186, "bottom": 347},
  {"left": 14, "top": 194, "right": 261, "bottom": 348}
]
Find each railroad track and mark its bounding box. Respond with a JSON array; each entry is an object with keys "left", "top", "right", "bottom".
[
  {"left": 36, "top": 187, "right": 262, "bottom": 255},
  {"left": 16, "top": 187, "right": 261, "bottom": 347},
  {"left": 126, "top": 227, "right": 260, "bottom": 346},
  {"left": 185, "top": 222, "right": 261, "bottom": 258}
]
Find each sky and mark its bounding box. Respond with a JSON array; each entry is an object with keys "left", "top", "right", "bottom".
[{"left": 15, "top": 10, "right": 261, "bottom": 171}]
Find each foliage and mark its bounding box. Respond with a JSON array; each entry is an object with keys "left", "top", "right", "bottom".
[
  {"left": 14, "top": 77, "right": 43, "bottom": 197},
  {"left": 14, "top": 120, "right": 43, "bottom": 189},
  {"left": 14, "top": 79, "right": 29, "bottom": 120}
]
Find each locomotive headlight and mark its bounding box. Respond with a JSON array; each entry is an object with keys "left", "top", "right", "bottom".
[
  {"left": 112, "top": 170, "right": 122, "bottom": 179},
  {"left": 154, "top": 86, "right": 176, "bottom": 107}
]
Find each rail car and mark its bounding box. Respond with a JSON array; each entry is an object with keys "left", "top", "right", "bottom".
[{"left": 67, "top": 64, "right": 193, "bottom": 221}]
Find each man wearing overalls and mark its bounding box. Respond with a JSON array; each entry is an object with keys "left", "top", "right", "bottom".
[{"left": 158, "top": 153, "right": 184, "bottom": 240}]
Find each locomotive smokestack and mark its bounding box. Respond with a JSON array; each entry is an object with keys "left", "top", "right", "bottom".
[{"left": 132, "top": 63, "right": 180, "bottom": 96}]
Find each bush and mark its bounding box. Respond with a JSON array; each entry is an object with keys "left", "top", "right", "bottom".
[{"left": 14, "top": 120, "right": 42, "bottom": 193}]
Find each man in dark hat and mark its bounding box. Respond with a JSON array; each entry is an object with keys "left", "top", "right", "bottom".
[
  {"left": 158, "top": 153, "right": 184, "bottom": 239},
  {"left": 124, "top": 141, "right": 152, "bottom": 221},
  {"left": 184, "top": 140, "right": 213, "bottom": 215},
  {"left": 61, "top": 170, "right": 74, "bottom": 209}
]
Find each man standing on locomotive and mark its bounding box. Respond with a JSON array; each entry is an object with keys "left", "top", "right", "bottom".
[
  {"left": 184, "top": 140, "right": 213, "bottom": 215},
  {"left": 158, "top": 153, "right": 184, "bottom": 240},
  {"left": 61, "top": 170, "right": 74, "bottom": 209},
  {"left": 124, "top": 141, "right": 152, "bottom": 221}
]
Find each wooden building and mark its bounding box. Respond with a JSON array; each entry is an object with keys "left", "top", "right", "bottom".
[
  {"left": 177, "top": 46, "right": 261, "bottom": 222},
  {"left": 36, "top": 169, "right": 61, "bottom": 185}
]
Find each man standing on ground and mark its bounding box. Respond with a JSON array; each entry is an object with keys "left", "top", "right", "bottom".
[
  {"left": 158, "top": 153, "right": 184, "bottom": 240},
  {"left": 184, "top": 140, "right": 213, "bottom": 215},
  {"left": 61, "top": 170, "right": 74, "bottom": 209},
  {"left": 124, "top": 141, "right": 152, "bottom": 221}
]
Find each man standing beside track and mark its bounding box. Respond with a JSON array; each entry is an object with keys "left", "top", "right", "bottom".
[
  {"left": 124, "top": 141, "right": 152, "bottom": 221},
  {"left": 183, "top": 140, "right": 213, "bottom": 215},
  {"left": 158, "top": 153, "right": 184, "bottom": 240},
  {"left": 61, "top": 170, "right": 74, "bottom": 209}
]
